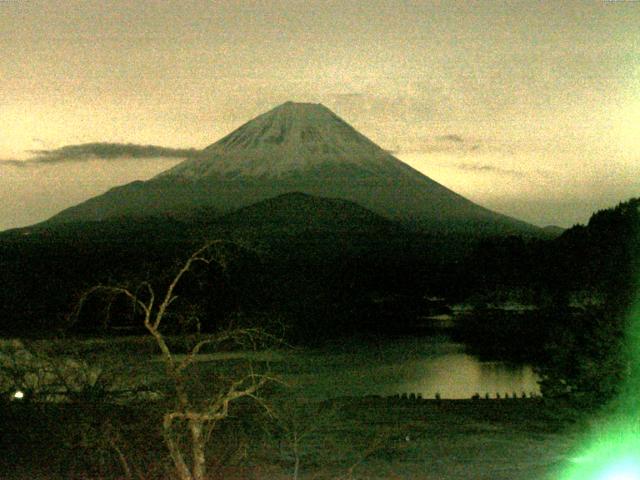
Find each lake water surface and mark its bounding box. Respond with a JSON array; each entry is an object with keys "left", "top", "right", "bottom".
[
  {"left": 276, "top": 337, "right": 540, "bottom": 400},
  {"left": 1, "top": 335, "right": 540, "bottom": 402}
]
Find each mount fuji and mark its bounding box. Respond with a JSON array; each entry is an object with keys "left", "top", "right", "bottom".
[{"left": 45, "top": 102, "right": 536, "bottom": 234}]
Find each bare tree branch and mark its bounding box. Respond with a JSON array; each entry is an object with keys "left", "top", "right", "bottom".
[{"left": 69, "top": 240, "right": 278, "bottom": 480}]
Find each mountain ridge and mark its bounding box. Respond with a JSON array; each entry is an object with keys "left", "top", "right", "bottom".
[
  {"left": 44, "top": 101, "right": 538, "bottom": 235},
  {"left": 218, "top": 191, "right": 401, "bottom": 234}
]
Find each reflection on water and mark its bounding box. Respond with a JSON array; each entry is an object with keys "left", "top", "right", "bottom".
[
  {"left": 400, "top": 353, "right": 539, "bottom": 399},
  {"left": 280, "top": 338, "right": 540, "bottom": 400}
]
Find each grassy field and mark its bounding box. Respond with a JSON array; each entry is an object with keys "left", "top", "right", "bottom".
[
  {"left": 252, "top": 396, "right": 580, "bottom": 480},
  {"left": 0, "top": 394, "right": 582, "bottom": 480}
]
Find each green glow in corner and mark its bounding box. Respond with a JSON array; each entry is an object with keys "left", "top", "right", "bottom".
[
  {"left": 559, "top": 297, "right": 640, "bottom": 480},
  {"left": 595, "top": 459, "right": 640, "bottom": 480},
  {"left": 559, "top": 427, "right": 640, "bottom": 480}
]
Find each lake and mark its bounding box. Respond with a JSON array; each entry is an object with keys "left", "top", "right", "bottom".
[
  {"left": 0, "top": 335, "right": 540, "bottom": 402},
  {"left": 273, "top": 336, "right": 540, "bottom": 400}
]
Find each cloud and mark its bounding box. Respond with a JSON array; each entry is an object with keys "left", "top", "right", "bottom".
[
  {"left": 455, "top": 163, "right": 552, "bottom": 179},
  {"left": 399, "top": 134, "right": 481, "bottom": 154},
  {"left": 456, "top": 163, "right": 522, "bottom": 176},
  {"left": 31, "top": 137, "right": 51, "bottom": 148},
  {"left": 436, "top": 134, "right": 464, "bottom": 143},
  {"left": 329, "top": 93, "right": 365, "bottom": 101},
  {"left": 0, "top": 143, "right": 200, "bottom": 166},
  {"left": 0, "top": 159, "right": 28, "bottom": 167}
]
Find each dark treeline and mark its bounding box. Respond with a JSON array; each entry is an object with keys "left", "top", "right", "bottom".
[
  {"left": 458, "top": 198, "right": 640, "bottom": 407},
  {"left": 0, "top": 197, "right": 638, "bottom": 408},
  {"left": 463, "top": 198, "right": 640, "bottom": 309},
  {"left": 0, "top": 217, "right": 470, "bottom": 339},
  {"left": 1, "top": 199, "right": 637, "bottom": 338}
]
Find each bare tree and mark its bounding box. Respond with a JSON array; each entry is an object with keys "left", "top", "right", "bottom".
[
  {"left": 264, "top": 397, "right": 339, "bottom": 479},
  {"left": 74, "top": 241, "right": 279, "bottom": 480}
]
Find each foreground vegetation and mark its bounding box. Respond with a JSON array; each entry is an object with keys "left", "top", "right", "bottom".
[
  {"left": 1, "top": 394, "right": 579, "bottom": 480},
  {"left": 0, "top": 197, "right": 638, "bottom": 478}
]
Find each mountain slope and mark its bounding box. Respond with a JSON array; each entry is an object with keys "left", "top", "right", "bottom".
[
  {"left": 45, "top": 102, "right": 537, "bottom": 234},
  {"left": 218, "top": 191, "right": 400, "bottom": 234}
]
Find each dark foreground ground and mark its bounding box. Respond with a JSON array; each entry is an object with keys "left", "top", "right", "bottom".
[{"left": 1, "top": 396, "right": 581, "bottom": 480}]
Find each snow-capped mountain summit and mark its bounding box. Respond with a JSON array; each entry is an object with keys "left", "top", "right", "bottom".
[
  {"left": 158, "top": 102, "right": 401, "bottom": 179},
  {"left": 45, "top": 102, "right": 536, "bottom": 234}
]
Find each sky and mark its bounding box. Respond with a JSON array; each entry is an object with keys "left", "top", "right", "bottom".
[{"left": 1, "top": 0, "right": 639, "bottom": 230}]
